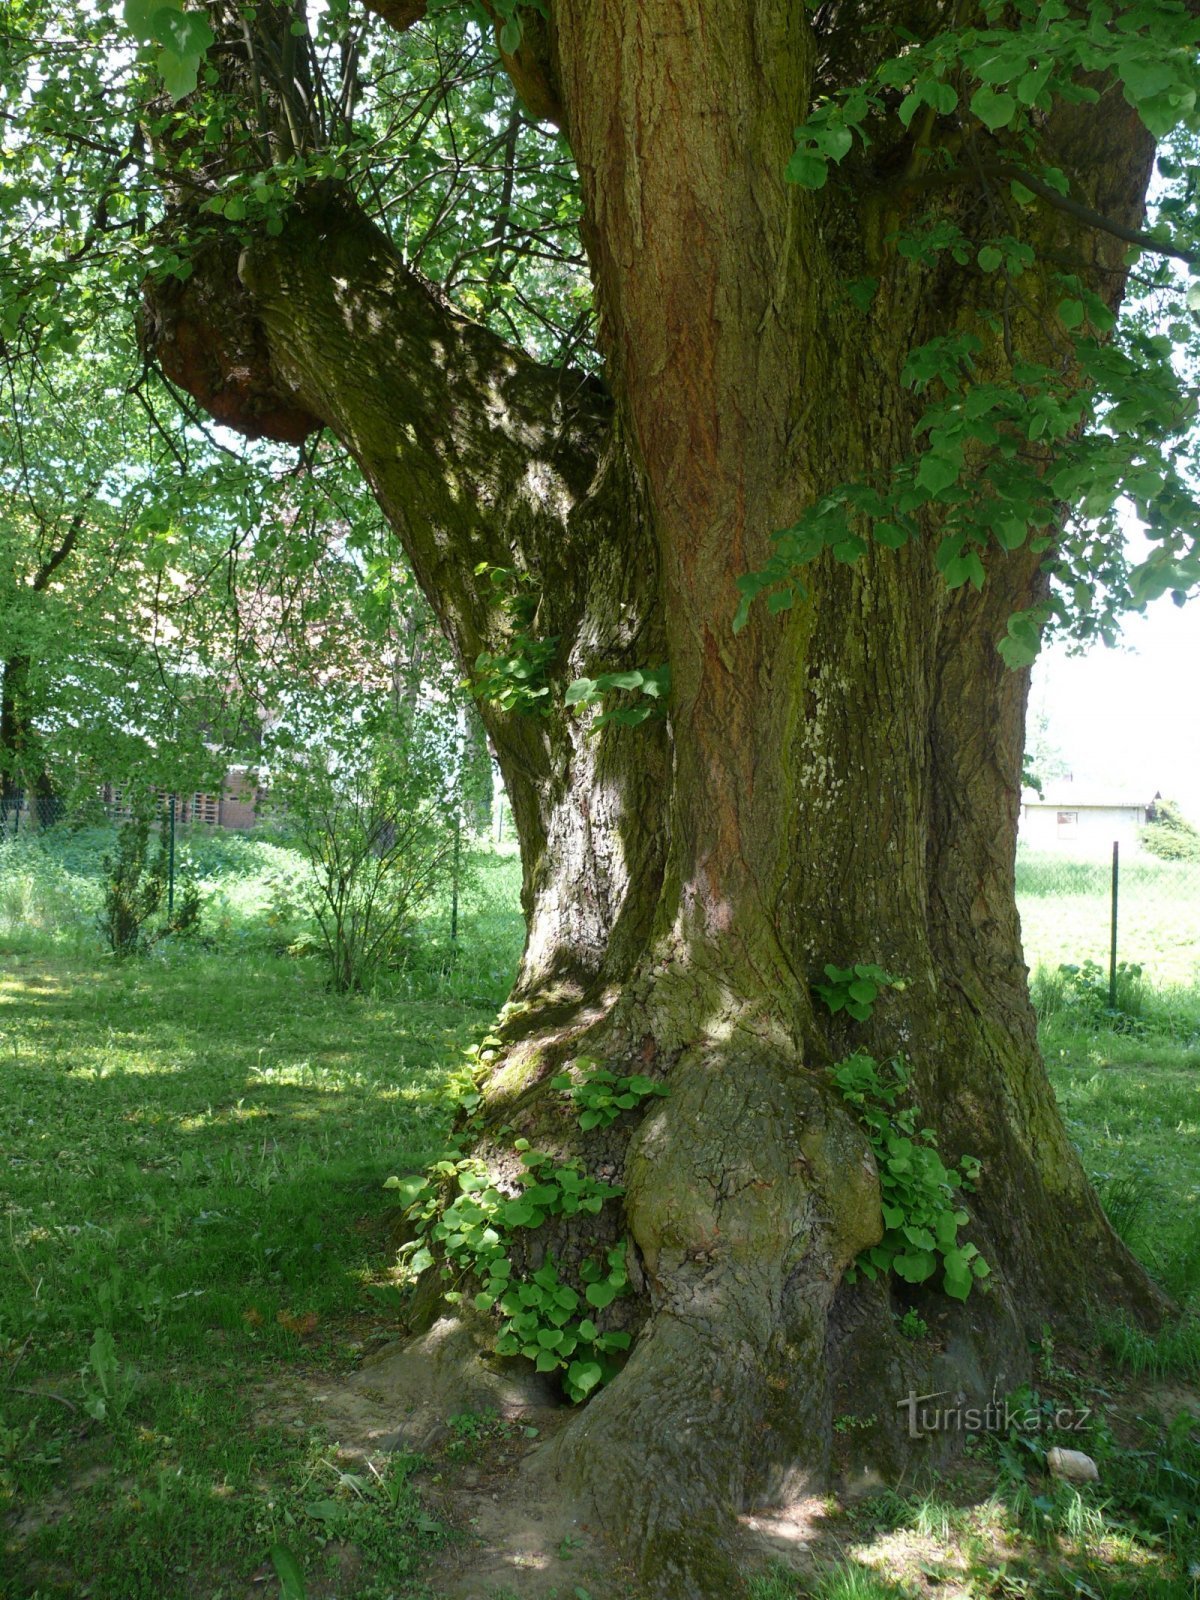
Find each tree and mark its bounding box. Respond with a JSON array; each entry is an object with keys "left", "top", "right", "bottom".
[
  {"left": 0, "top": 332, "right": 258, "bottom": 808},
  {"left": 8, "top": 1, "right": 1200, "bottom": 1591}
]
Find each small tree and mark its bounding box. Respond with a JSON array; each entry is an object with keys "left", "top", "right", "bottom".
[
  {"left": 1142, "top": 799, "right": 1200, "bottom": 864},
  {"left": 269, "top": 705, "right": 460, "bottom": 993},
  {"left": 98, "top": 809, "right": 201, "bottom": 957}
]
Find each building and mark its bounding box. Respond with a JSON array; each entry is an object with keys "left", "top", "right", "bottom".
[
  {"left": 98, "top": 768, "right": 264, "bottom": 833},
  {"left": 1019, "top": 787, "right": 1157, "bottom": 857}
]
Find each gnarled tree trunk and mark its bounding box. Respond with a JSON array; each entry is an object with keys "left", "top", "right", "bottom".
[{"left": 141, "top": 3, "right": 1169, "bottom": 1592}]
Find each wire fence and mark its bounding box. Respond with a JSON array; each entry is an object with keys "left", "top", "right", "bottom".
[
  {"left": 0, "top": 792, "right": 67, "bottom": 834},
  {"left": 1016, "top": 843, "right": 1200, "bottom": 993},
  {"left": 0, "top": 787, "right": 496, "bottom": 952},
  {"left": 6, "top": 792, "right": 1198, "bottom": 991}
]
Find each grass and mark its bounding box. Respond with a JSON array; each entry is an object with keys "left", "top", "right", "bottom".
[
  {"left": 1016, "top": 847, "right": 1200, "bottom": 987},
  {"left": 1, "top": 827, "right": 1197, "bottom": 1600},
  {"left": 0, "top": 824, "right": 524, "bottom": 1599}
]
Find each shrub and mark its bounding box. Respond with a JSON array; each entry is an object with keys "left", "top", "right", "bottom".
[
  {"left": 1141, "top": 798, "right": 1200, "bottom": 863},
  {"left": 97, "top": 811, "right": 201, "bottom": 956},
  {"left": 268, "top": 708, "right": 461, "bottom": 993}
]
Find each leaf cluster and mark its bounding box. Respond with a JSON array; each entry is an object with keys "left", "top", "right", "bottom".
[
  {"left": 831, "top": 1053, "right": 989, "bottom": 1302},
  {"left": 392, "top": 1142, "right": 632, "bottom": 1402},
  {"left": 550, "top": 1055, "right": 669, "bottom": 1131},
  {"left": 564, "top": 665, "right": 671, "bottom": 732},
  {"left": 737, "top": 2, "right": 1200, "bottom": 658},
  {"left": 470, "top": 564, "right": 558, "bottom": 714},
  {"left": 814, "top": 962, "right": 905, "bottom": 1022}
]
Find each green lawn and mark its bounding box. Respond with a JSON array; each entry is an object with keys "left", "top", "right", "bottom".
[
  {"left": 0, "top": 830, "right": 523, "bottom": 1600},
  {"left": 1, "top": 828, "right": 1197, "bottom": 1600}
]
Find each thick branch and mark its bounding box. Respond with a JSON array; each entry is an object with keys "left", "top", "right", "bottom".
[
  {"left": 221, "top": 187, "right": 608, "bottom": 656},
  {"left": 357, "top": 0, "right": 427, "bottom": 32}
]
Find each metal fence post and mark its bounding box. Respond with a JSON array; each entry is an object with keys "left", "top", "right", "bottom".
[
  {"left": 1108, "top": 839, "right": 1119, "bottom": 1009},
  {"left": 168, "top": 794, "right": 176, "bottom": 917},
  {"left": 450, "top": 814, "right": 461, "bottom": 942}
]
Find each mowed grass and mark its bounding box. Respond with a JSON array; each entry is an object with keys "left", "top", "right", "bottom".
[{"left": 0, "top": 831, "right": 524, "bottom": 1600}]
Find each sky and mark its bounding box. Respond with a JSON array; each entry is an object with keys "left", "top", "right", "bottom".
[{"left": 1029, "top": 590, "right": 1200, "bottom": 822}]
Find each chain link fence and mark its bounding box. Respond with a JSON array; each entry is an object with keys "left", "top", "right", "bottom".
[
  {"left": 1016, "top": 843, "right": 1200, "bottom": 993},
  {"left": 0, "top": 782, "right": 499, "bottom": 955},
  {"left": 1, "top": 792, "right": 67, "bottom": 834}
]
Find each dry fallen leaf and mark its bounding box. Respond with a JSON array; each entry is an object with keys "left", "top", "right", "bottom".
[{"left": 276, "top": 1310, "right": 319, "bottom": 1337}]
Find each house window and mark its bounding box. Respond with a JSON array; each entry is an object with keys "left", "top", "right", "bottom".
[{"left": 1057, "top": 810, "right": 1078, "bottom": 839}]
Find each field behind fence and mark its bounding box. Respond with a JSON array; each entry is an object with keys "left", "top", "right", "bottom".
[{"left": 1016, "top": 847, "right": 1200, "bottom": 988}]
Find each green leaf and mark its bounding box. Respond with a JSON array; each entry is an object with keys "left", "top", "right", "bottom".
[
  {"left": 384, "top": 1173, "right": 429, "bottom": 1205},
  {"left": 564, "top": 678, "right": 597, "bottom": 706},
  {"left": 124, "top": 0, "right": 175, "bottom": 41},
  {"left": 970, "top": 86, "right": 1016, "bottom": 130},
  {"left": 893, "top": 1249, "right": 937, "bottom": 1284},
  {"left": 873, "top": 521, "right": 909, "bottom": 550},
  {"left": 977, "top": 245, "right": 1004, "bottom": 273},
  {"left": 786, "top": 150, "right": 828, "bottom": 189},
  {"left": 1118, "top": 58, "right": 1173, "bottom": 104},
  {"left": 819, "top": 125, "right": 853, "bottom": 161},
  {"left": 943, "top": 1251, "right": 973, "bottom": 1301},
  {"left": 846, "top": 276, "right": 878, "bottom": 313},
  {"left": 151, "top": 6, "right": 214, "bottom": 57},
  {"left": 567, "top": 1359, "right": 603, "bottom": 1397},
  {"left": 916, "top": 451, "right": 961, "bottom": 497},
  {"left": 156, "top": 46, "right": 199, "bottom": 102},
  {"left": 585, "top": 1280, "right": 617, "bottom": 1309},
  {"left": 269, "top": 1544, "right": 308, "bottom": 1600}
]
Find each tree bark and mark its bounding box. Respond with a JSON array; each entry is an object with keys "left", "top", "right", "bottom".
[{"left": 140, "top": 3, "right": 1171, "bottom": 1591}]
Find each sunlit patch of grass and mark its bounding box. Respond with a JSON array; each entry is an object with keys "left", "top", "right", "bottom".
[
  {"left": 1041, "top": 1031, "right": 1200, "bottom": 1315},
  {"left": 749, "top": 1561, "right": 921, "bottom": 1600}
]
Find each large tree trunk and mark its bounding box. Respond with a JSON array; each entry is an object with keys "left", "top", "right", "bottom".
[{"left": 140, "top": 3, "right": 1170, "bottom": 1591}]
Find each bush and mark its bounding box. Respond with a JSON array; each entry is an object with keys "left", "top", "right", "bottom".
[
  {"left": 268, "top": 709, "right": 462, "bottom": 993},
  {"left": 98, "top": 812, "right": 201, "bottom": 956},
  {"left": 1032, "top": 957, "right": 1148, "bottom": 1023},
  {"left": 0, "top": 834, "right": 98, "bottom": 936},
  {"left": 1141, "top": 798, "right": 1200, "bottom": 863}
]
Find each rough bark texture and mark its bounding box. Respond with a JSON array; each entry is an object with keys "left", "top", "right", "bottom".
[{"left": 140, "top": 3, "right": 1172, "bottom": 1593}]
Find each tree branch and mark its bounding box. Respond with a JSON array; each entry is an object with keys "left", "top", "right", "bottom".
[
  {"left": 900, "top": 159, "right": 1199, "bottom": 266},
  {"left": 31, "top": 489, "right": 98, "bottom": 592},
  {"left": 989, "top": 163, "right": 1198, "bottom": 267},
  {"left": 141, "top": 186, "right": 612, "bottom": 713}
]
